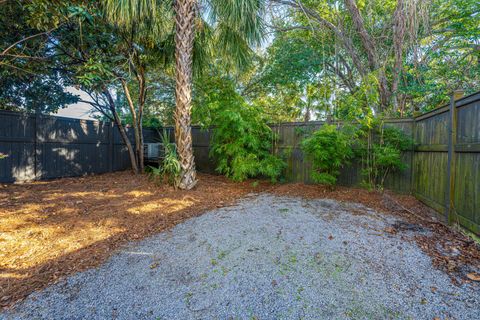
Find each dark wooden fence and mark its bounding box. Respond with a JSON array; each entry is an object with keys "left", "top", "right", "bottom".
[
  {"left": 412, "top": 92, "right": 480, "bottom": 234},
  {"left": 270, "top": 92, "right": 479, "bottom": 234},
  {"left": 0, "top": 111, "right": 158, "bottom": 182},
  {"left": 271, "top": 118, "right": 415, "bottom": 193},
  {"left": 1, "top": 91, "right": 478, "bottom": 233}
]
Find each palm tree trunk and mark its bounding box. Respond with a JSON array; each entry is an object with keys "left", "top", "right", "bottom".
[{"left": 174, "top": 0, "right": 197, "bottom": 189}]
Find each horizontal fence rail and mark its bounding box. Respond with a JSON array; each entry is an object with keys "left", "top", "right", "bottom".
[{"left": 1, "top": 91, "right": 479, "bottom": 234}]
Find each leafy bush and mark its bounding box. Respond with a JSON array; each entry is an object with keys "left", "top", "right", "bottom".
[
  {"left": 194, "top": 76, "right": 285, "bottom": 182},
  {"left": 301, "top": 120, "right": 411, "bottom": 189},
  {"left": 356, "top": 120, "right": 413, "bottom": 189},
  {"left": 301, "top": 124, "right": 354, "bottom": 185},
  {"left": 148, "top": 130, "right": 181, "bottom": 187},
  {"left": 209, "top": 105, "right": 285, "bottom": 182}
]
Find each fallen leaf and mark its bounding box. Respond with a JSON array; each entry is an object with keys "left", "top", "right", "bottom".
[
  {"left": 384, "top": 227, "right": 397, "bottom": 234},
  {"left": 466, "top": 272, "right": 480, "bottom": 281}
]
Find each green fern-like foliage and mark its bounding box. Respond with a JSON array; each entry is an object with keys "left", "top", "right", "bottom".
[
  {"left": 301, "top": 124, "right": 354, "bottom": 185},
  {"left": 194, "top": 76, "right": 285, "bottom": 182},
  {"left": 160, "top": 130, "right": 181, "bottom": 187},
  {"left": 356, "top": 121, "right": 413, "bottom": 190}
]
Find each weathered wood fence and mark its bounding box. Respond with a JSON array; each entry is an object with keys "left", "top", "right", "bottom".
[
  {"left": 269, "top": 91, "right": 479, "bottom": 234},
  {"left": 412, "top": 92, "right": 480, "bottom": 233},
  {"left": 1, "top": 91, "right": 478, "bottom": 233}
]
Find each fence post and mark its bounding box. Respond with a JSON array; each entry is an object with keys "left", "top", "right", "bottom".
[
  {"left": 109, "top": 121, "right": 114, "bottom": 172},
  {"left": 33, "top": 107, "right": 40, "bottom": 180},
  {"left": 445, "top": 90, "right": 463, "bottom": 224},
  {"left": 410, "top": 118, "right": 417, "bottom": 194}
]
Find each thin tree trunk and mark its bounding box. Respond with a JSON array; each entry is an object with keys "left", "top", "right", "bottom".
[
  {"left": 103, "top": 88, "right": 139, "bottom": 174},
  {"left": 174, "top": 0, "right": 197, "bottom": 190},
  {"left": 344, "top": 0, "right": 377, "bottom": 70},
  {"left": 136, "top": 68, "right": 146, "bottom": 173},
  {"left": 120, "top": 78, "right": 146, "bottom": 173},
  {"left": 378, "top": 71, "right": 391, "bottom": 113},
  {"left": 344, "top": 0, "right": 392, "bottom": 112},
  {"left": 392, "top": 0, "right": 406, "bottom": 114},
  {"left": 304, "top": 104, "right": 311, "bottom": 122},
  {"left": 120, "top": 79, "right": 142, "bottom": 170}
]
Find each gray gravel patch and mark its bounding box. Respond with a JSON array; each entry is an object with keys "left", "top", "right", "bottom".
[{"left": 2, "top": 194, "right": 479, "bottom": 320}]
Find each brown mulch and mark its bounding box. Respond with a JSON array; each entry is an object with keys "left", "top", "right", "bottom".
[
  {"left": 0, "top": 172, "right": 267, "bottom": 309},
  {"left": 1, "top": 174, "right": 479, "bottom": 309},
  {"left": 269, "top": 183, "right": 480, "bottom": 285}
]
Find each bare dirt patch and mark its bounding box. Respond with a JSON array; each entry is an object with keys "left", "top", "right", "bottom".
[{"left": 0, "top": 171, "right": 262, "bottom": 309}]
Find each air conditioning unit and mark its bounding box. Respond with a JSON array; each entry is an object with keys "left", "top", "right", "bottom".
[
  {"left": 143, "top": 143, "right": 176, "bottom": 162},
  {"left": 144, "top": 143, "right": 162, "bottom": 161}
]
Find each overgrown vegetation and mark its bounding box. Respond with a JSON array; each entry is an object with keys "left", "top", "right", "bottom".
[
  {"left": 1, "top": 0, "right": 478, "bottom": 186},
  {"left": 356, "top": 121, "right": 413, "bottom": 190},
  {"left": 148, "top": 130, "right": 181, "bottom": 187},
  {"left": 301, "top": 124, "right": 354, "bottom": 185},
  {"left": 302, "top": 121, "right": 412, "bottom": 189},
  {"left": 194, "top": 76, "right": 285, "bottom": 182}
]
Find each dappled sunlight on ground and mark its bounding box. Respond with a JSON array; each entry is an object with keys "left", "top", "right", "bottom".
[
  {"left": 127, "top": 198, "right": 196, "bottom": 215},
  {"left": 0, "top": 171, "right": 259, "bottom": 308},
  {"left": 125, "top": 190, "right": 154, "bottom": 197}
]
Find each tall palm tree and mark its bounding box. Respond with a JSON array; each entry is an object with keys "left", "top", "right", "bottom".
[
  {"left": 103, "top": 0, "right": 266, "bottom": 189},
  {"left": 174, "top": 0, "right": 197, "bottom": 189},
  {"left": 174, "top": 0, "right": 266, "bottom": 189}
]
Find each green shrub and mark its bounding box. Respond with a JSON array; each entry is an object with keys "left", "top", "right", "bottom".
[
  {"left": 194, "top": 76, "right": 285, "bottom": 182},
  {"left": 210, "top": 105, "right": 285, "bottom": 182},
  {"left": 301, "top": 124, "right": 354, "bottom": 185},
  {"left": 148, "top": 130, "right": 181, "bottom": 187},
  {"left": 356, "top": 121, "right": 413, "bottom": 190}
]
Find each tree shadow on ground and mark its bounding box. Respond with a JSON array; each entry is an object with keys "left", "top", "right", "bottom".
[{"left": 0, "top": 171, "right": 259, "bottom": 309}]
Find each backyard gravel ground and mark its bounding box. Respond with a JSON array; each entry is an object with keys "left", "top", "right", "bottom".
[{"left": 2, "top": 193, "right": 479, "bottom": 320}]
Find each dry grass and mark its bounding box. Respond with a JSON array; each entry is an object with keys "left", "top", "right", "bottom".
[
  {"left": 0, "top": 171, "right": 261, "bottom": 308},
  {"left": 1, "top": 173, "right": 478, "bottom": 308}
]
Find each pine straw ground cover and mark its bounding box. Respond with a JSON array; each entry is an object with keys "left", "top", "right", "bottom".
[
  {"left": 1, "top": 172, "right": 479, "bottom": 309},
  {"left": 0, "top": 172, "right": 258, "bottom": 309}
]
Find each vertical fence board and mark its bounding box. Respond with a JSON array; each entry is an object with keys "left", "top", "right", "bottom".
[
  {"left": 0, "top": 111, "right": 36, "bottom": 182},
  {"left": 450, "top": 94, "right": 480, "bottom": 233},
  {"left": 413, "top": 92, "right": 480, "bottom": 234}
]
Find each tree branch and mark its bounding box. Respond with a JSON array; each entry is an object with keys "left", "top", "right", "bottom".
[
  {"left": 343, "top": 0, "right": 378, "bottom": 70},
  {"left": 1, "top": 28, "right": 56, "bottom": 56},
  {"left": 272, "top": 0, "right": 367, "bottom": 76}
]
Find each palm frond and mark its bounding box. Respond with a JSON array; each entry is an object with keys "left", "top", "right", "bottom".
[{"left": 204, "top": 0, "right": 266, "bottom": 46}]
